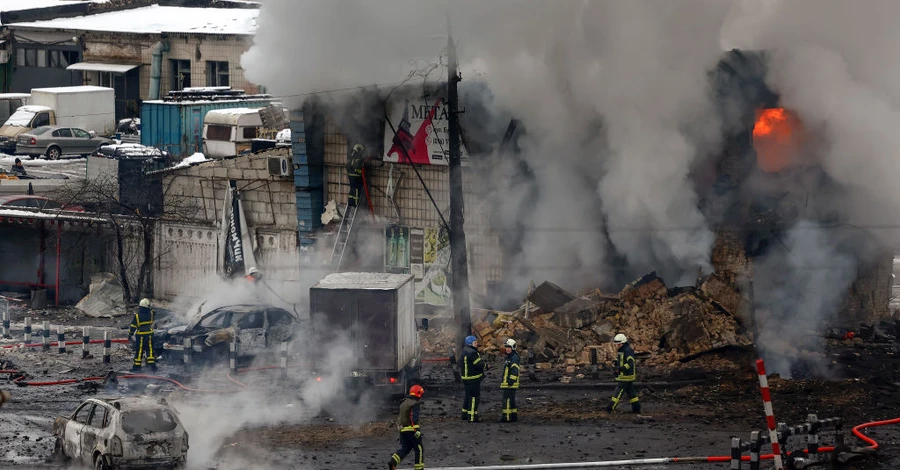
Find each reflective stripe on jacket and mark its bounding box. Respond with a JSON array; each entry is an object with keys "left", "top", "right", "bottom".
[
  {"left": 129, "top": 306, "right": 154, "bottom": 336},
  {"left": 460, "top": 345, "right": 484, "bottom": 381},
  {"left": 615, "top": 343, "right": 636, "bottom": 382},
  {"left": 397, "top": 396, "right": 421, "bottom": 431},
  {"left": 501, "top": 350, "right": 520, "bottom": 389}
]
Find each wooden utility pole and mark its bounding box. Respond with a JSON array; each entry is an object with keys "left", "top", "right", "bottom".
[{"left": 447, "top": 32, "right": 472, "bottom": 349}]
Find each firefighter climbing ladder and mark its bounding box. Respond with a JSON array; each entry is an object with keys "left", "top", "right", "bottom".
[{"left": 330, "top": 203, "right": 359, "bottom": 270}]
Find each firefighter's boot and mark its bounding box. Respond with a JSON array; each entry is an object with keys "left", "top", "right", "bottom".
[{"left": 631, "top": 401, "right": 641, "bottom": 414}]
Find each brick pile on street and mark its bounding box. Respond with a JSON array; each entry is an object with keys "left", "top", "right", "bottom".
[{"left": 466, "top": 272, "right": 753, "bottom": 380}]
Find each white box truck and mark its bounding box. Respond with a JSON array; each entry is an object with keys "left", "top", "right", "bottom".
[
  {"left": 308, "top": 272, "right": 421, "bottom": 396},
  {"left": 0, "top": 86, "right": 114, "bottom": 153}
]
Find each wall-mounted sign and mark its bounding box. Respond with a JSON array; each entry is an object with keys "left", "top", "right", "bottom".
[{"left": 383, "top": 96, "right": 468, "bottom": 166}]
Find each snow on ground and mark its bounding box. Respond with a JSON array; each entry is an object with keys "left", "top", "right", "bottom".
[{"left": 0, "top": 154, "right": 82, "bottom": 167}]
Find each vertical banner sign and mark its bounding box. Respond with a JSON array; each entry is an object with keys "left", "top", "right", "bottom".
[
  {"left": 218, "top": 181, "right": 258, "bottom": 279},
  {"left": 409, "top": 228, "right": 425, "bottom": 279},
  {"left": 415, "top": 226, "right": 452, "bottom": 306},
  {"left": 383, "top": 96, "right": 468, "bottom": 165},
  {"left": 385, "top": 225, "right": 411, "bottom": 274}
]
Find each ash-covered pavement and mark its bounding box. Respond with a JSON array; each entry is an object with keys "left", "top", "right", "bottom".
[{"left": 0, "top": 306, "right": 899, "bottom": 469}]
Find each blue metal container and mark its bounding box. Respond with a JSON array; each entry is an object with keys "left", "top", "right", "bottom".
[{"left": 141, "top": 99, "right": 273, "bottom": 156}]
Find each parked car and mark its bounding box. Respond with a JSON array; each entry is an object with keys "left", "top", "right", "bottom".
[
  {"left": 52, "top": 396, "right": 189, "bottom": 470},
  {"left": 161, "top": 303, "right": 300, "bottom": 363},
  {"left": 0, "top": 195, "right": 84, "bottom": 212},
  {"left": 16, "top": 125, "right": 112, "bottom": 160}
]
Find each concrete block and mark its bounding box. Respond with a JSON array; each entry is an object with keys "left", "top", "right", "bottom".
[
  {"left": 213, "top": 168, "right": 227, "bottom": 179},
  {"left": 227, "top": 168, "right": 243, "bottom": 180}
]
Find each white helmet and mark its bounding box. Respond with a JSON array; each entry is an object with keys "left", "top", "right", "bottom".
[
  {"left": 248, "top": 267, "right": 259, "bottom": 275},
  {"left": 504, "top": 338, "right": 516, "bottom": 349},
  {"left": 613, "top": 333, "right": 628, "bottom": 344},
  {"left": 139, "top": 298, "right": 150, "bottom": 308}
]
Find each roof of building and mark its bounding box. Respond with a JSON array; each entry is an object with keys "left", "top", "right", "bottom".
[
  {"left": 313, "top": 272, "right": 415, "bottom": 291},
  {"left": 7, "top": 4, "right": 259, "bottom": 35},
  {"left": 0, "top": 0, "right": 105, "bottom": 14}
]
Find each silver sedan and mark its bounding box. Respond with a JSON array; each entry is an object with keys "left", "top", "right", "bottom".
[{"left": 16, "top": 125, "right": 112, "bottom": 160}]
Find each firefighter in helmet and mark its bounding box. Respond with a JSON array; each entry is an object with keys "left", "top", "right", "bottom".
[
  {"left": 129, "top": 298, "right": 157, "bottom": 372},
  {"left": 346, "top": 144, "right": 367, "bottom": 207},
  {"left": 459, "top": 335, "right": 485, "bottom": 422},
  {"left": 500, "top": 338, "right": 520, "bottom": 422},
  {"left": 606, "top": 333, "right": 640, "bottom": 414},
  {"left": 389, "top": 384, "right": 425, "bottom": 470},
  {"left": 245, "top": 266, "right": 262, "bottom": 282}
]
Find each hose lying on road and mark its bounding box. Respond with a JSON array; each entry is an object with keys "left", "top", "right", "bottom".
[
  {"left": 426, "top": 417, "right": 900, "bottom": 469},
  {"left": 0, "top": 339, "right": 129, "bottom": 350}
]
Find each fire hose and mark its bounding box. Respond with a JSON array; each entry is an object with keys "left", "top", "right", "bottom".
[{"left": 424, "top": 418, "right": 899, "bottom": 470}]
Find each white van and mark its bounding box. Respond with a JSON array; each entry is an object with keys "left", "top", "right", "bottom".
[{"left": 202, "top": 108, "right": 263, "bottom": 158}]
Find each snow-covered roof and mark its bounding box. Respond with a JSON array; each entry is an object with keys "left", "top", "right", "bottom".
[
  {"left": 206, "top": 107, "right": 264, "bottom": 116},
  {"left": 0, "top": 0, "right": 105, "bottom": 14},
  {"left": 32, "top": 85, "right": 112, "bottom": 94},
  {"left": 7, "top": 5, "right": 259, "bottom": 35},
  {"left": 313, "top": 272, "right": 414, "bottom": 291},
  {"left": 0, "top": 208, "right": 107, "bottom": 223}
]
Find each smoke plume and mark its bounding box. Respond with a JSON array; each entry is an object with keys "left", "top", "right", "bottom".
[{"left": 244, "top": 0, "right": 900, "bottom": 374}]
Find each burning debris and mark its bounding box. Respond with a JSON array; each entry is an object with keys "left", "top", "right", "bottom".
[{"left": 471, "top": 273, "right": 754, "bottom": 375}]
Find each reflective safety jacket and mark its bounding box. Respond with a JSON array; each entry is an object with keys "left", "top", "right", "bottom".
[
  {"left": 397, "top": 395, "right": 421, "bottom": 432},
  {"left": 614, "top": 343, "right": 636, "bottom": 382},
  {"left": 500, "top": 350, "right": 520, "bottom": 389},
  {"left": 460, "top": 344, "right": 485, "bottom": 382},
  {"left": 346, "top": 152, "right": 365, "bottom": 179},
  {"left": 129, "top": 306, "right": 154, "bottom": 336}
]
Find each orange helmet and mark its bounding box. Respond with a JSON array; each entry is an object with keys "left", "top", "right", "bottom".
[{"left": 409, "top": 384, "right": 424, "bottom": 398}]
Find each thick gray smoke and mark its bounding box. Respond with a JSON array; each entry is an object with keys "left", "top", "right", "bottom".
[
  {"left": 244, "top": 1, "right": 900, "bottom": 374},
  {"left": 244, "top": 0, "right": 731, "bottom": 292}
]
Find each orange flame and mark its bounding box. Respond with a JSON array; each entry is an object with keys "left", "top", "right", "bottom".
[{"left": 752, "top": 108, "right": 804, "bottom": 173}]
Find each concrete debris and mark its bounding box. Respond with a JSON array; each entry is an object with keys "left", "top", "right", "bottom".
[
  {"left": 75, "top": 274, "right": 129, "bottom": 318},
  {"left": 526, "top": 281, "right": 576, "bottom": 313},
  {"left": 473, "top": 272, "right": 754, "bottom": 373}
]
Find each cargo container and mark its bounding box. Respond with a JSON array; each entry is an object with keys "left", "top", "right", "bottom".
[
  {"left": 309, "top": 272, "right": 421, "bottom": 395},
  {"left": 141, "top": 98, "right": 272, "bottom": 157}
]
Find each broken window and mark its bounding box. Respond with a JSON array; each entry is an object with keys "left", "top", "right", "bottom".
[
  {"left": 170, "top": 59, "right": 191, "bottom": 91},
  {"left": 234, "top": 311, "right": 265, "bottom": 329},
  {"left": 206, "top": 61, "right": 229, "bottom": 87},
  {"left": 198, "top": 310, "right": 229, "bottom": 328},
  {"left": 88, "top": 406, "right": 107, "bottom": 429},
  {"left": 73, "top": 404, "right": 92, "bottom": 424},
  {"left": 122, "top": 410, "right": 177, "bottom": 434},
  {"left": 242, "top": 126, "right": 258, "bottom": 140},
  {"left": 205, "top": 124, "right": 231, "bottom": 141}
]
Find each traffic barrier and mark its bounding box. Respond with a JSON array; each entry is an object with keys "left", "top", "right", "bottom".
[
  {"left": 42, "top": 321, "right": 49, "bottom": 352},
  {"left": 103, "top": 331, "right": 111, "bottom": 364},
  {"left": 2, "top": 307, "right": 9, "bottom": 339},
  {"left": 23, "top": 317, "right": 31, "bottom": 343},
  {"left": 229, "top": 337, "right": 237, "bottom": 372},
  {"left": 57, "top": 326, "right": 65, "bottom": 354},
  {"left": 756, "top": 359, "right": 783, "bottom": 470},
  {"left": 82, "top": 327, "right": 90, "bottom": 359},
  {"left": 280, "top": 341, "right": 288, "bottom": 379},
  {"left": 183, "top": 337, "right": 192, "bottom": 371}
]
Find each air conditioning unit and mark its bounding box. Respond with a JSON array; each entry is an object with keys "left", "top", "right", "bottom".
[{"left": 267, "top": 156, "right": 291, "bottom": 177}]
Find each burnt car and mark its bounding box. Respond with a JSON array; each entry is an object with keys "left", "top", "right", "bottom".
[
  {"left": 52, "top": 396, "right": 188, "bottom": 469},
  {"left": 161, "top": 304, "right": 299, "bottom": 363}
]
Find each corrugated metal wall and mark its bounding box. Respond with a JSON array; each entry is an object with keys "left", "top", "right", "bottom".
[{"left": 141, "top": 99, "right": 272, "bottom": 157}]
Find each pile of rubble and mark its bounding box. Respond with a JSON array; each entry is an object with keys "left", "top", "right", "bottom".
[{"left": 473, "top": 272, "right": 754, "bottom": 373}]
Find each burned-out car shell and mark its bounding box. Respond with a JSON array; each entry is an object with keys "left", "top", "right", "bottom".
[
  {"left": 52, "top": 396, "right": 188, "bottom": 469},
  {"left": 161, "top": 304, "right": 299, "bottom": 362}
]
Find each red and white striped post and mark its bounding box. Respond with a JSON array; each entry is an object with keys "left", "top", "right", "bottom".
[{"left": 755, "top": 359, "right": 784, "bottom": 470}]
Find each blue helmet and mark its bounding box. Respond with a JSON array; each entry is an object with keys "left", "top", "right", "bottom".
[{"left": 465, "top": 335, "right": 477, "bottom": 346}]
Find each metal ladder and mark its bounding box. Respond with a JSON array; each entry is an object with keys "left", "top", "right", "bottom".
[{"left": 330, "top": 203, "right": 359, "bottom": 269}]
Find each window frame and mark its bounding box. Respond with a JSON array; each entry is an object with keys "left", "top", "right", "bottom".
[{"left": 205, "top": 60, "right": 230, "bottom": 87}]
